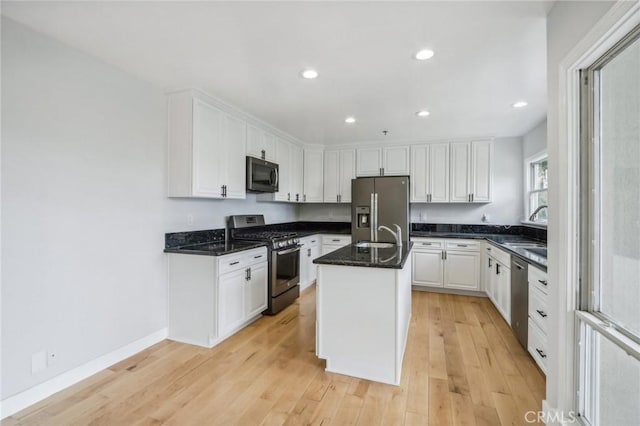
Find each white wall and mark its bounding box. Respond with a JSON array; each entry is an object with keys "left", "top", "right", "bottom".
[
  {"left": 545, "top": 0, "right": 616, "bottom": 415},
  {"left": 523, "top": 119, "right": 547, "bottom": 159},
  {"left": 0, "top": 18, "right": 296, "bottom": 401}
]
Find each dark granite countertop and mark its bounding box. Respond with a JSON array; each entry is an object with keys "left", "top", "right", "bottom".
[
  {"left": 164, "top": 240, "right": 267, "bottom": 256},
  {"left": 314, "top": 242, "right": 413, "bottom": 269}
]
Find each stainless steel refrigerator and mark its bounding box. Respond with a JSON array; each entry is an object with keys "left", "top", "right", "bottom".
[{"left": 351, "top": 176, "right": 410, "bottom": 243}]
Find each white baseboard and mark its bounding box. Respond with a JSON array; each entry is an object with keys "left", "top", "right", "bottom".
[{"left": 0, "top": 328, "right": 168, "bottom": 419}]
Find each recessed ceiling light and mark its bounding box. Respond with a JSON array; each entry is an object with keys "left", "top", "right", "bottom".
[
  {"left": 414, "top": 49, "right": 435, "bottom": 61},
  {"left": 512, "top": 101, "right": 528, "bottom": 108},
  {"left": 301, "top": 69, "right": 319, "bottom": 79},
  {"left": 345, "top": 116, "right": 356, "bottom": 124},
  {"left": 416, "top": 110, "right": 430, "bottom": 117}
]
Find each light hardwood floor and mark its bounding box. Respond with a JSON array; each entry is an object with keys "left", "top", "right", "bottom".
[{"left": 3, "top": 288, "right": 545, "bottom": 426}]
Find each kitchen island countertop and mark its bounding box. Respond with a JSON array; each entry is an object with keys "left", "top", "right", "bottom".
[{"left": 314, "top": 242, "right": 413, "bottom": 269}]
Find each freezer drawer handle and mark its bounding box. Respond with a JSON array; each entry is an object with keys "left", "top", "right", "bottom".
[
  {"left": 535, "top": 348, "right": 547, "bottom": 358},
  {"left": 536, "top": 309, "right": 548, "bottom": 318},
  {"left": 538, "top": 279, "right": 548, "bottom": 286}
]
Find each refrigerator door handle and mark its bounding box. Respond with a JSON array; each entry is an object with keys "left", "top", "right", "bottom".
[
  {"left": 373, "top": 193, "right": 379, "bottom": 241},
  {"left": 370, "top": 193, "right": 375, "bottom": 241}
]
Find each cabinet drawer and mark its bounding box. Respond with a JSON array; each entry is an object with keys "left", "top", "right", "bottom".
[
  {"left": 321, "top": 235, "right": 351, "bottom": 246},
  {"left": 529, "top": 264, "right": 548, "bottom": 295},
  {"left": 411, "top": 238, "right": 444, "bottom": 250},
  {"left": 528, "top": 321, "right": 548, "bottom": 374},
  {"left": 218, "top": 247, "right": 266, "bottom": 275},
  {"left": 528, "top": 286, "right": 548, "bottom": 335},
  {"left": 445, "top": 239, "right": 480, "bottom": 251},
  {"left": 485, "top": 243, "right": 510, "bottom": 266}
]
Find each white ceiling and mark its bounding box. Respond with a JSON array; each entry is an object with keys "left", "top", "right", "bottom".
[{"left": 2, "top": 1, "right": 551, "bottom": 145}]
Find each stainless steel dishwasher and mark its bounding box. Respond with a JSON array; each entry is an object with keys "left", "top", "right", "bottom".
[{"left": 510, "top": 258, "right": 528, "bottom": 349}]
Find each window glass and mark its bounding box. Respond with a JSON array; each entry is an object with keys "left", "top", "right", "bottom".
[
  {"left": 531, "top": 158, "right": 548, "bottom": 190},
  {"left": 598, "top": 34, "right": 640, "bottom": 335}
]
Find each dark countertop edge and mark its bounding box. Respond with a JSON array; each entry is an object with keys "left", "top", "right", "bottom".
[
  {"left": 410, "top": 232, "right": 546, "bottom": 271},
  {"left": 164, "top": 241, "right": 268, "bottom": 256},
  {"left": 313, "top": 242, "right": 414, "bottom": 270}
]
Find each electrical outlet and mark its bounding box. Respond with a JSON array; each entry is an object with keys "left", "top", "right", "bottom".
[
  {"left": 47, "top": 350, "right": 58, "bottom": 366},
  {"left": 32, "top": 351, "right": 46, "bottom": 374},
  {"left": 482, "top": 213, "right": 490, "bottom": 223},
  {"left": 187, "top": 214, "right": 194, "bottom": 225}
]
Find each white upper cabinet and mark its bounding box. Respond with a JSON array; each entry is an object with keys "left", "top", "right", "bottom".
[
  {"left": 303, "top": 149, "right": 324, "bottom": 203},
  {"left": 450, "top": 140, "right": 492, "bottom": 203},
  {"left": 168, "top": 91, "right": 246, "bottom": 199},
  {"left": 471, "top": 140, "right": 492, "bottom": 202},
  {"left": 274, "top": 137, "right": 291, "bottom": 202},
  {"left": 246, "top": 124, "right": 276, "bottom": 162},
  {"left": 290, "top": 143, "right": 304, "bottom": 202},
  {"left": 410, "top": 143, "right": 449, "bottom": 203},
  {"left": 324, "top": 149, "right": 355, "bottom": 203},
  {"left": 356, "top": 145, "right": 410, "bottom": 177}
]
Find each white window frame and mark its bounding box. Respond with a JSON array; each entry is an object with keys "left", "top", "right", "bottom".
[
  {"left": 523, "top": 151, "right": 548, "bottom": 227},
  {"left": 551, "top": 1, "right": 640, "bottom": 423}
]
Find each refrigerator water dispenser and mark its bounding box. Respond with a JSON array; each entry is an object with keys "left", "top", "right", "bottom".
[{"left": 356, "top": 206, "right": 371, "bottom": 229}]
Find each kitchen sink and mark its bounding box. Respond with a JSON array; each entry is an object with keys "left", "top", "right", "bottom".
[
  {"left": 525, "top": 247, "right": 547, "bottom": 257},
  {"left": 355, "top": 242, "right": 396, "bottom": 249}
]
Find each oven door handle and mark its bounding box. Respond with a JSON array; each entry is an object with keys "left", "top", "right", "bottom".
[{"left": 275, "top": 247, "right": 300, "bottom": 256}]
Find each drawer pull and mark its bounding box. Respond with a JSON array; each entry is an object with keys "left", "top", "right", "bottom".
[
  {"left": 535, "top": 348, "right": 547, "bottom": 358},
  {"left": 254, "top": 255, "right": 263, "bottom": 259},
  {"left": 332, "top": 239, "right": 341, "bottom": 242},
  {"left": 487, "top": 247, "right": 491, "bottom": 251},
  {"left": 457, "top": 244, "right": 468, "bottom": 247},
  {"left": 538, "top": 279, "right": 548, "bottom": 286},
  {"left": 311, "top": 240, "right": 316, "bottom": 243},
  {"left": 230, "top": 261, "right": 240, "bottom": 266},
  {"left": 422, "top": 242, "right": 432, "bottom": 246},
  {"left": 536, "top": 309, "right": 548, "bottom": 318}
]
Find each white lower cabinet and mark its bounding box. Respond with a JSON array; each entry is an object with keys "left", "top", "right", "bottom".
[
  {"left": 321, "top": 235, "right": 352, "bottom": 255},
  {"left": 299, "top": 235, "right": 321, "bottom": 290},
  {"left": 485, "top": 244, "right": 511, "bottom": 324},
  {"left": 168, "top": 247, "right": 268, "bottom": 348},
  {"left": 411, "top": 238, "right": 480, "bottom": 291},
  {"left": 528, "top": 265, "right": 548, "bottom": 373}
]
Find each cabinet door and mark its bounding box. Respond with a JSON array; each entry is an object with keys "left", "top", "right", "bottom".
[
  {"left": 450, "top": 142, "right": 471, "bottom": 202},
  {"left": 304, "top": 150, "right": 324, "bottom": 202},
  {"left": 263, "top": 132, "right": 277, "bottom": 162},
  {"left": 444, "top": 250, "right": 480, "bottom": 290},
  {"left": 412, "top": 250, "right": 444, "bottom": 287},
  {"left": 323, "top": 150, "right": 339, "bottom": 202},
  {"left": 339, "top": 149, "right": 356, "bottom": 202},
  {"left": 192, "top": 98, "right": 224, "bottom": 198},
  {"left": 246, "top": 124, "right": 264, "bottom": 159},
  {"left": 246, "top": 263, "right": 267, "bottom": 317},
  {"left": 471, "top": 140, "right": 492, "bottom": 202},
  {"left": 309, "top": 243, "right": 320, "bottom": 283},
  {"left": 430, "top": 143, "right": 450, "bottom": 202},
  {"left": 222, "top": 114, "right": 247, "bottom": 199},
  {"left": 383, "top": 146, "right": 410, "bottom": 176},
  {"left": 274, "top": 138, "right": 291, "bottom": 201},
  {"left": 356, "top": 147, "right": 382, "bottom": 177},
  {"left": 410, "top": 145, "right": 428, "bottom": 202},
  {"left": 290, "top": 144, "right": 304, "bottom": 202},
  {"left": 299, "top": 242, "right": 309, "bottom": 289},
  {"left": 219, "top": 269, "right": 246, "bottom": 336},
  {"left": 496, "top": 262, "right": 511, "bottom": 324}
]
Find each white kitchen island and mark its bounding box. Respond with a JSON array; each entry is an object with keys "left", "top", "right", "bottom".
[{"left": 314, "top": 243, "right": 413, "bottom": 385}]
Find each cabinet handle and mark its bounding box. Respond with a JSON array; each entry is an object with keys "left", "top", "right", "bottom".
[
  {"left": 332, "top": 239, "right": 341, "bottom": 242},
  {"left": 487, "top": 247, "right": 491, "bottom": 251},
  {"left": 488, "top": 258, "right": 492, "bottom": 268},
  {"left": 304, "top": 194, "right": 307, "bottom": 202},
  {"left": 296, "top": 193, "right": 299, "bottom": 202},
  {"left": 337, "top": 194, "right": 339, "bottom": 202},
  {"left": 421, "top": 242, "right": 432, "bottom": 246},
  {"left": 379, "top": 167, "right": 382, "bottom": 176},
  {"left": 444, "top": 250, "right": 447, "bottom": 260},
  {"left": 254, "top": 255, "right": 262, "bottom": 259},
  {"left": 221, "top": 185, "right": 225, "bottom": 197},
  {"left": 245, "top": 268, "right": 250, "bottom": 281},
  {"left": 536, "top": 309, "right": 547, "bottom": 318},
  {"left": 230, "top": 261, "right": 240, "bottom": 266},
  {"left": 535, "top": 348, "right": 547, "bottom": 358},
  {"left": 261, "top": 149, "right": 266, "bottom": 160},
  {"left": 471, "top": 193, "right": 474, "bottom": 202},
  {"left": 288, "top": 192, "right": 291, "bottom": 201},
  {"left": 311, "top": 240, "right": 316, "bottom": 243},
  {"left": 249, "top": 268, "right": 252, "bottom": 280},
  {"left": 457, "top": 244, "right": 468, "bottom": 247},
  {"left": 538, "top": 279, "right": 547, "bottom": 286},
  {"left": 496, "top": 263, "right": 500, "bottom": 275},
  {"left": 308, "top": 248, "right": 311, "bottom": 257},
  {"left": 381, "top": 167, "right": 385, "bottom": 176}
]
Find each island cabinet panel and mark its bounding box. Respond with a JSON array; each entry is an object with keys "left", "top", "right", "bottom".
[
  {"left": 168, "top": 247, "right": 267, "bottom": 348},
  {"left": 316, "top": 253, "right": 412, "bottom": 386}
]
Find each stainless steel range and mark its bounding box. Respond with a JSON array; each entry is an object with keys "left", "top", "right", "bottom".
[{"left": 228, "top": 215, "right": 300, "bottom": 315}]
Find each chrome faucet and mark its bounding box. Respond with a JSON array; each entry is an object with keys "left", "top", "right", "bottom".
[
  {"left": 378, "top": 224, "right": 402, "bottom": 247},
  {"left": 528, "top": 205, "right": 548, "bottom": 221}
]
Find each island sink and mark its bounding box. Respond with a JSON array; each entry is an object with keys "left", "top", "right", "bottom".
[{"left": 354, "top": 241, "right": 396, "bottom": 248}]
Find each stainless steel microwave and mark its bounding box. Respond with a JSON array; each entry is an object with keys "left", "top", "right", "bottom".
[{"left": 246, "top": 156, "right": 279, "bottom": 193}]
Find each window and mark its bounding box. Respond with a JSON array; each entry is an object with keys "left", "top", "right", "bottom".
[
  {"left": 578, "top": 24, "right": 640, "bottom": 426},
  {"left": 525, "top": 153, "right": 548, "bottom": 223}
]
